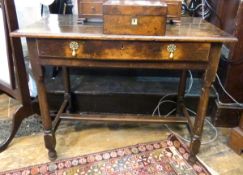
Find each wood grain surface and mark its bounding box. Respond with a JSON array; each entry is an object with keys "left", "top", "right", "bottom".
[
  {"left": 37, "top": 39, "right": 210, "bottom": 61},
  {"left": 10, "top": 15, "right": 237, "bottom": 43}
]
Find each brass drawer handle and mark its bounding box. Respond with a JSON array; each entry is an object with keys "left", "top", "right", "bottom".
[
  {"left": 167, "top": 44, "right": 177, "bottom": 59},
  {"left": 69, "top": 41, "right": 79, "bottom": 57}
]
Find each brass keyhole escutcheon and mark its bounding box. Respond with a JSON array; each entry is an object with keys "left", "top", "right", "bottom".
[
  {"left": 69, "top": 41, "right": 79, "bottom": 57},
  {"left": 131, "top": 17, "right": 138, "bottom": 26},
  {"left": 91, "top": 6, "right": 95, "bottom": 12},
  {"left": 121, "top": 44, "right": 125, "bottom": 50},
  {"left": 167, "top": 44, "right": 177, "bottom": 59}
]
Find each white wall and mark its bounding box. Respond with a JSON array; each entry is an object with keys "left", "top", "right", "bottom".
[
  {"left": 0, "top": 8, "right": 11, "bottom": 86},
  {"left": 72, "top": 0, "right": 78, "bottom": 15},
  {"left": 14, "top": 0, "right": 42, "bottom": 28},
  {"left": 14, "top": 0, "right": 41, "bottom": 97}
]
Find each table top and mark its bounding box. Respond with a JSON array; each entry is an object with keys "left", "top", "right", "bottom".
[{"left": 11, "top": 15, "right": 237, "bottom": 43}]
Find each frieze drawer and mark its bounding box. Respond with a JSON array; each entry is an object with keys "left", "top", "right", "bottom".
[{"left": 37, "top": 39, "right": 210, "bottom": 62}]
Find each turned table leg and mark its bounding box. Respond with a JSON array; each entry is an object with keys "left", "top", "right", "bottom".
[
  {"left": 63, "top": 67, "right": 73, "bottom": 113},
  {"left": 53, "top": 67, "right": 73, "bottom": 133},
  {"left": 27, "top": 39, "right": 57, "bottom": 161},
  {"left": 37, "top": 75, "right": 57, "bottom": 160},
  {"left": 190, "top": 44, "right": 222, "bottom": 159},
  {"left": 177, "top": 70, "right": 187, "bottom": 116},
  {"left": 240, "top": 114, "right": 243, "bottom": 130}
]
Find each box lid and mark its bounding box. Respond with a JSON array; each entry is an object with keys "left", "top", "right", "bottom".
[{"left": 103, "top": 0, "right": 167, "bottom": 16}]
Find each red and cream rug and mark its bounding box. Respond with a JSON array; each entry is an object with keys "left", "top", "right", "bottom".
[{"left": 0, "top": 134, "right": 212, "bottom": 175}]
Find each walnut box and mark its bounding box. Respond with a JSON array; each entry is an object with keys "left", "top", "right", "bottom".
[{"left": 103, "top": 0, "right": 167, "bottom": 35}]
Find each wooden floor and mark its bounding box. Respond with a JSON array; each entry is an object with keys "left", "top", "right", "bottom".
[{"left": 0, "top": 94, "right": 243, "bottom": 174}]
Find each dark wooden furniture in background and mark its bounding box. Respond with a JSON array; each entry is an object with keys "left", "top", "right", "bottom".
[
  {"left": 78, "top": 0, "right": 182, "bottom": 21},
  {"left": 208, "top": 0, "right": 243, "bottom": 154},
  {"left": 11, "top": 13, "right": 236, "bottom": 160},
  {"left": 163, "top": 0, "right": 181, "bottom": 20},
  {"left": 229, "top": 112, "right": 243, "bottom": 155},
  {"left": 210, "top": 0, "right": 243, "bottom": 127},
  {"left": 0, "top": 0, "right": 38, "bottom": 152},
  {"left": 78, "top": 0, "right": 104, "bottom": 19}
]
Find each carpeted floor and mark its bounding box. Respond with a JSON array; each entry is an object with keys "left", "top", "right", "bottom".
[
  {"left": 0, "top": 134, "right": 212, "bottom": 175},
  {"left": 0, "top": 115, "right": 42, "bottom": 142}
]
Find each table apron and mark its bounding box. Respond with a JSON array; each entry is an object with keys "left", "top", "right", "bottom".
[{"left": 38, "top": 57, "right": 208, "bottom": 70}]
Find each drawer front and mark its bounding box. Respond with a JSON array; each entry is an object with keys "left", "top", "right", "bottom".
[
  {"left": 37, "top": 39, "right": 210, "bottom": 62},
  {"left": 79, "top": 2, "right": 103, "bottom": 15}
]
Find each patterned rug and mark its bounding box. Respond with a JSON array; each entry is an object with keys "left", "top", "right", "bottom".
[{"left": 0, "top": 134, "right": 212, "bottom": 175}]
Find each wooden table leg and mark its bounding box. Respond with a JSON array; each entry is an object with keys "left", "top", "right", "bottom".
[
  {"left": 240, "top": 115, "right": 243, "bottom": 130},
  {"left": 53, "top": 67, "right": 73, "bottom": 132},
  {"left": 177, "top": 70, "right": 187, "bottom": 116},
  {"left": 27, "top": 39, "right": 57, "bottom": 161},
  {"left": 63, "top": 67, "right": 73, "bottom": 113},
  {"left": 39, "top": 74, "right": 57, "bottom": 160},
  {"left": 228, "top": 112, "right": 243, "bottom": 154},
  {"left": 189, "top": 44, "right": 222, "bottom": 159}
]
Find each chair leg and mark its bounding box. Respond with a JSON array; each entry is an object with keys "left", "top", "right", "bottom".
[{"left": 0, "top": 105, "right": 32, "bottom": 152}]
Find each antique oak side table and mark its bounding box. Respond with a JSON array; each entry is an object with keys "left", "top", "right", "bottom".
[{"left": 11, "top": 15, "right": 236, "bottom": 160}]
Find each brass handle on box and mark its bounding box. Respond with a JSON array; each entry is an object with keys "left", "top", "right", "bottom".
[
  {"left": 167, "top": 44, "right": 176, "bottom": 59},
  {"left": 69, "top": 41, "right": 79, "bottom": 57}
]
